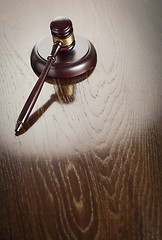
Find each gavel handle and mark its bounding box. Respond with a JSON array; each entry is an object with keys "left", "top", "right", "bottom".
[{"left": 15, "top": 41, "right": 62, "bottom": 132}]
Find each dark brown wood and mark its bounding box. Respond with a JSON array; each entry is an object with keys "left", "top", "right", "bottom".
[
  {"left": 31, "top": 35, "right": 97, "bottom": 78},
  {"left": 50, "top": 16, "right": 75, "bottom": 52},
  {"left": 15, "top": 42, "right": 61, "bottom": 132},
  {"left": 0, "top": 0, "right": 162, "bottom": 240},
  {"left": 50, "top": 17, "right": 74, "bottom": 39},
  {"left": 15, "top": 16, "right": 82, "bottom": 132}
]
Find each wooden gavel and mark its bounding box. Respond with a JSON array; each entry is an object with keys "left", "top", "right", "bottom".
[
  {"left": 15, "top": 17, "right": 75, "bottom": 132},
  {"left": 15, "top": 16, "right": 97, "bottom": 133}
]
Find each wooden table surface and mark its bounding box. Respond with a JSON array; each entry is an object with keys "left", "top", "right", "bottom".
[{"left": 0, "top": 0, "right": 161, "bottom": 239}]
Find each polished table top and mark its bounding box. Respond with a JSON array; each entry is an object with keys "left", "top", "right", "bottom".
[{"left": 0, "top": 0, "right": 161, "bottom": 239}]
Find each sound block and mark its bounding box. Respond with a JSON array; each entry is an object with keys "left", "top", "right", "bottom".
[{"left": 30, "top": 35, "right": 97, "bottom": 79}]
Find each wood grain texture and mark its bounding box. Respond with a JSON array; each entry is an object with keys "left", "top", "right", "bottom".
[{"left": 0, "top": 0, "right": 162, "bottom": 239}]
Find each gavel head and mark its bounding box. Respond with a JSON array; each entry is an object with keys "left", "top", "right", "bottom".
[{"left": 50, "top": 16, "right": 75, "bottom": 52}]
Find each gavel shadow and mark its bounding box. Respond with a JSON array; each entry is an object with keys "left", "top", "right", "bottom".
[
  {"left": 15, "top": 93, "right": 58, "bottom": 136},
  {"left": 15, "top": 69, "right": 94, "bottom": 136},
  {"left": 15, "top": 84, "right": 75, "bottom": 136}
]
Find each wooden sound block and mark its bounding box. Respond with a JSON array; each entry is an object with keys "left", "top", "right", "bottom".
[{"left": 30, "top": 35, "right": 97, "bottom": 79}]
